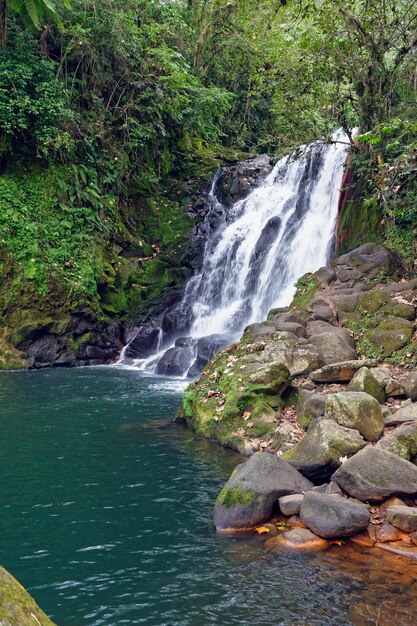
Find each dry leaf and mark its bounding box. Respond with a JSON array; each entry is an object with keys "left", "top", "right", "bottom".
[{"left": 255, "top": 526, "right": 270, "bottom": 534}]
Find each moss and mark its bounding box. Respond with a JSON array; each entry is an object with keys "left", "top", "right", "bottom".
[
  {"left": 217, "top": 485, "right": 256, "bottom": 508},
  {"left": 358, "top": 290, "right": 389, "bottom": 313},
  {"left": 0, "top": 565, "right": 56, "bottom": 625},
  {"left": 291, "top": 274, "right": 320, "bottom": 311}
]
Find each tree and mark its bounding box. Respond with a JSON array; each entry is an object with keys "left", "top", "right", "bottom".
[{"left": 0, "top": 0, "right": 68, "bottom": 49}]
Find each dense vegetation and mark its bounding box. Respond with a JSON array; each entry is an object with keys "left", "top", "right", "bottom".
[{"left": 0, "top": 0, "right": 417, "bottom": 365}]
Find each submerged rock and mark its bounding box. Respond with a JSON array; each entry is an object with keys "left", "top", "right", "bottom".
[
  {"left": 266, "top": 528, "right": 330, "bottom": 552},
  {"left": 332, "top": 447, "right": 417, "bottom": 502},
  {"left": 300, "top": 492, "right": 370, "bottom": 538},
  {"left": 213, "top": 452, "right": 313, "bottom": 532}
]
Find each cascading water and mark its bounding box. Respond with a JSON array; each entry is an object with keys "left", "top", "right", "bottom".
[{"left": 119, "top": 129, "right": 350, "bottom": 377}]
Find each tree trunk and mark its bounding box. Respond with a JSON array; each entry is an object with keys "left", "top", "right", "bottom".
[{"left": 0, "top": 0, "right": 6, "bottom": 50}]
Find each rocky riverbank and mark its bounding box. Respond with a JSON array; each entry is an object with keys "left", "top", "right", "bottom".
[
  {"left": 0, "top": 565, "right": 56, "bottom": 625},
  {"left": 178, "top": 242, "right": 417, "bottom": 554}
]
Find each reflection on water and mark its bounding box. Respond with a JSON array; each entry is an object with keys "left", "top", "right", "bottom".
[{"left": 0, "top": 368, "right": 416, "bottom": 626}]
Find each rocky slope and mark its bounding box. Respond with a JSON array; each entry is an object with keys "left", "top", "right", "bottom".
[
  {"left": 178, "top": 243, "right": 417, "bottom": 553},
  {"left": 0, "top": 565, "right": 56, "bottom": 625}
]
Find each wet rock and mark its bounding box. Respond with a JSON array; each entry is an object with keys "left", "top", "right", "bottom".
[
  {"left": 374, "top": 542, "right": 417, "bottom": 560},
  {"left": 300, "top": 492, "right": 370, "bottom": 538},
  {"left": 384, "top": 402, "right": 417, "bottom": 426},
  {"left": 124, "top": 324, "right": 162, "bottom": 359},
  {"left": 308, "top": 332, "right": 357, "bottom": 365},
  {"left": 266, "top": 528, "right": 330, "bottom": 552},
  {"left": 281, "top": 419, "right": 365, "bottom": 483},
  {"left": 386, "top": 505, "right": 417, "bottom": 532},
  {"left": 214, "top": 452, "right": 313, "bottom": 532},
  {"left": 309, "top": 359, "right": 378, "bottom": 383},
  {"left": 332, "top": 447, "right": 417, "bottom": 502},
  {"left": 376, "top": 522, "right": 407, "bottom": 543},
  {"left": 324, "top": 391, "right": 384, "bottom": 441},
  {"left": 188, "top": 334, "right": 231, "bottom": 376},
  {"left": 215, "top": 155, "right": 273, "bottom": 206},
  {"left": 347, "top": 367, "right": 385, "bottom": 404},
  {"left": 278, "top": 494, "right": 304, "bottom": 516},
  {"left": 376, "top": 422, "right": 417, "bottom": 460},
  {"left": 403, "top": 373, "right": 417, "bottom": 401},
  {"left": 154, "top": 346, "right": 194, "bottom": 376}
]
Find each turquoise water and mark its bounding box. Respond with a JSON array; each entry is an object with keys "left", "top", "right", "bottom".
[{"left": 0, "top": 368, "right": 415, "bottom": 626}]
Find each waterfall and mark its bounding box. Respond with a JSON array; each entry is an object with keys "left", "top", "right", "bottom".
[{"left": 119, "top": 129, "right": 350, "bottom": 377}]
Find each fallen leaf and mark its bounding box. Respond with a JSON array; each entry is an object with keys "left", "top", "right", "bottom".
[{"left": 255, "top": 526, "right": 270, "bottom": 534}]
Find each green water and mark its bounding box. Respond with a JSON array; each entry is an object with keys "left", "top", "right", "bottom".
[{"left": 0, "top": 368, "right": 415, "bottom": 626}]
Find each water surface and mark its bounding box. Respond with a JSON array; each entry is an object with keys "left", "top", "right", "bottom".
[{"left": 0, "top": 368, "right": 416, "bottom": 626}]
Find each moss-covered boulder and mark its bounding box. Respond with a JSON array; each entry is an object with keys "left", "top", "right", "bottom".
[
  {"left": 213, "top": 452, "right": 313, "bottom": 532},
  {"left": 0, "top": 565, "right": 56, "bottom": 625},
  {"left": 324, "top": 391, "right": 384, "bottom": 441},
  {"left": 296, "top": 389, "right": 326, "bottom": 430},
  {"left": 376, "top": 423, "right": 417, "bottom": 460},
  {"left": 281, "top": 419, "right": 366, "bottom": 482},
  {"left": 347, "top": 367, "right": 385, "bottom": 403},
  {"left": 365, "top": 316, "right": 414, "bottom": 357}
]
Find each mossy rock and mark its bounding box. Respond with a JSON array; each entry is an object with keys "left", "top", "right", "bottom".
[
  {"left": 365, "top": 316, "right": 413, "bottom": 357},
  {"left": 383, "top": 300, "right": 415, "bottom": 320},
  {"left": 0, "top": 565, "right": 56, "bottom": 625},
  {"left": 347, "top": 367, "right": 385, "bottom": 404},
  {"left": 358, "top": 290, "right": 389, "bottom": 313}
]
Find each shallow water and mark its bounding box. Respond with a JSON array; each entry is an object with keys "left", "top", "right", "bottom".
[{"left": 0, "top": 368, "right": 416, "bottom": 626}]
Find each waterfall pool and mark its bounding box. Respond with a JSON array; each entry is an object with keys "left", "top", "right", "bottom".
[{"left": 1, "top": 367, "right": 416, "bottom": 626}]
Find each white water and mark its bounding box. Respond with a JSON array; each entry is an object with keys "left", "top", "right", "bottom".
[
  {"left": 119, "top": 129, "right": 350, "bottom": 375},
  {"left": 182, "top": 128, "right": 349, "bottom": 338}
]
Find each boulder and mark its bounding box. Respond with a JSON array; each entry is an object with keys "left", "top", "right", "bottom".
[
  {"left": 311, "top": 481, "right": 343, "bottom": 496},
  {"left": 347, "top": 367, "right": 385, "bottom": 404},
  {"left": 154, "top": 346, "right": 194, "bottom": 376},
  {"left": 403, "top": 373, "right": 417, "bottom": 401},
  {"left": 365, "top": 316, "right": 413, "bottom": 357},
  {"left": 265, "top": 528, "right": 330, "bottom": 552},
  {"left": 306, "top": 321, "right": 355, "bottom": 348},
  {"left": 278, "top": 494, "right": 304, "bottom": 516},
  {"left": 331, "top": 244, "right": 397, "bottom": 283},
  {"left": 300, "top": 492, "right": 370, "bottom": 538},
  {"left": 214, "top": 452, "right": 313, "bottom": 532},
  {"left": 385, "top": 379, "right": 406, "bottom": 397},
  {"left": 0, "top": 565, "right": 56, "bottom": 625},
  {"left": 308, "top": 333, "right": 357, "bottom": 365},
  {"left": 296, "top": 388, "right": 326, "bottom": 429},
  {"left": 253, "top": 331, "right": 321, "bottom": 376},
  {"left": 324, "top": 392, "right": 384, "bottom": 441},
  {"left": 384, "top": 402, "right": 417, "bottom": 426},
  {"left": 332, "top": 446, "right": 417, "bottom": 502},
  {"left": 370, "top": 366, "right": 394, "bottom": 388},
  {"left": 309, "top": 359, "right": 378, "bottom": 383},
  {"left": 376, "top": 422, "right": 417, "bottom": 460},
  {"left": 375, "top": 523, "right": 406, "bottom": 543},
  {"left": 272, "top": 321, "right": 306, "bottom": 338},
  {"left": 281, "top": 419, "right": 365, "bottom": 483},
  {"left": 386, "top": 506, "right": 417, "bottom": 533}
]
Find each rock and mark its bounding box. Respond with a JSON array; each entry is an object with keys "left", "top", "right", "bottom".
[
  {"left": 366, "top": 316, "right": 413, "bottom": 357},
  {"left": 349, "top": 526, "right": 376, "bottom": 547},
  {"left": 384, "top": 300, "right": 415, "bottom": 320},
  {"left": 0, "top": 565, "right": 56, "bottom": 625},
  {"left": 311, "top": 482, "right": 344, "bottom": 496},
  {"left": 154, "top": 346, "right": 195, "bottom": 376},
  {"left": 379, "top": 497, "right": 406, "bottom": 514},
  {"left": 281, "top": 419, "right": 365, "bottom": 483},
  {"left": 384, "top": 402, "right": 417, "bottom": 426},
  {"left": 347, "top": 367, "right": 385, "bottom": 404},
  {"left": 124, "top": 324, "right": 163, "bottom": 359},
  {"left": 300, "top": 492, "right": 370, "bottom": 538},
  {"left": 376, "top": 422, "right": 417, "bottom": 460},
  {"left": 215, "top": 155, "right": 273, "bottom": 206},
  {"left": 306, "top": 321, "right": 355, "bottom": 348},
  {"left": 331, "top": 244, "right": 397, "bottom": 283},
  {"left": 260, "top": 332, "right": 322, "bottom": 376},
  {"left": 213, "top": 452, "right": 313, "bottom": 532},
  {"left": 188, "top": 334, "right": 232, "bottom": 376},
  {"left": 376, "top": 522, "right": 407, "bottom": 543},
  {"left": 246, "top": 361, "right": 291, "bottom": 394},
  {"left": 385, "top": 379, "right": 406, "bottom": 397},
  {"left": 331, "top": 293, "right": 359, "bottom": 313},
  {"left": 309, "top": 359, "right": 378, "bottom": 383},
  {"left": 411, "top": 531, "right": 417, "bottom": 546},
  {"left": 308, "top": 332, "right": 357, "bottom": 365},
  {"left": 265, "top": 528, "right": 330, "bottom": 552},
  {"left": 403, "top": 373, "right": 417, "bottom": 401},
  {"left": 358, "top": 289, "right": 389, "bottom": 313},
  {"left": 310, "top": 303, "right": 334, "bottom": 322},
  {"left": 370, "top": 366, "right": 394, "bottom": 388},
  {"left": 272, "top": 321, "right": 306, "bottom": 338},
  {"left": 278, "top": 494, "right": 304, "bottom": 516},
  {"left": 386, "top": 505, "right": 417, "bottom": 532},
  {"left": 269, "top": 312, "right": 307, "bottom": 327},
  {"left": 324, "top": 391, "right": 384, "bottom": 441},
  {"left": 296, "top": 388, "right": 326, "bottom": 429},
  {"left": 332, "top": 447, "right": 417, "bottom": 502},
  {"left": 374, "top": 542, "right": 417, "bottom": 560}
]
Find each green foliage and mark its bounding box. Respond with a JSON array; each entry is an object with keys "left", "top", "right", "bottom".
[{"left": 0, "top": 34, "right": 71, "bottom": 156}]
